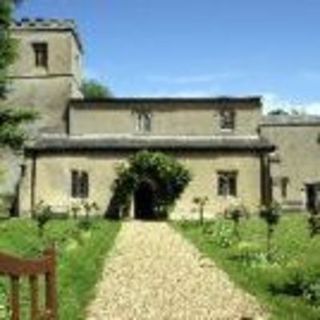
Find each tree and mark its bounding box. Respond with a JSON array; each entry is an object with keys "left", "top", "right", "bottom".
[
  {"left": 268, "top": 109, "right": 289, "bottom": 116},
  {"left": 81, "top": 79, "right": 112, "bottom": 98},
  {"left": 0, "top": 0, "right": 37, "bottom": 150}
]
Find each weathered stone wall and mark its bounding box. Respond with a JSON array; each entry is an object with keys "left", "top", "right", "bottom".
[
  {"left": 5, "top": 21, "right": 83, "bottom": 133},
  {"left": 0, "top": 20, "right": 83, "bottom": 199},
  {"left": 19, "top": 150, "right": 262, "bottom": 219},
  {"left": 69, "top": 101, "right": 262, "bottom": 137},
  {"left": 260, "top": 124, "right": 320, "bottom": 208}
]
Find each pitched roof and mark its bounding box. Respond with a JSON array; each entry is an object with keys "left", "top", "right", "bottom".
[
  {"left": 26, "top": 135, "right": 275, "bottom": 153},
  {"left": 69, "top": 97, "right": 262, "bottom": 109},
  {"left": 261, "top": 114, "right": 320, "bottom": 126}
]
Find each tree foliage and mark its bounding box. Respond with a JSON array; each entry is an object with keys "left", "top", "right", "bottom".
[
  {"left": 81, "top": 79, "right": 112, "bottom": 98},
  {"left": 268, "top": 109, "right": 289, "bottom": 116},
  {"left": 111, "top": 151, "right": 191, "bottom": 219},
  {"left": 0, "top": 0, "right": 37, "bottom": 150},
  {"left": 0, "top": 108, "right": 36, "bottom": 149},
  {"left": 0, "top": 0, "right": 17, "bottom": 99}
]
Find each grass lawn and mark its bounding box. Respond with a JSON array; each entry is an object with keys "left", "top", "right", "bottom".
[
  {"left": 0, "top": 218, "right": 120, "bottom": 319},
  {"left": 174, "top": 213, "right": 320, "bottom": 320}
]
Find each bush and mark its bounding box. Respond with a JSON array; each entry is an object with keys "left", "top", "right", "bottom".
[
  {"left": 229, "top": 241, "right": 270, "bottom": 267},
  {"left": 193, "top": 196, "right": 208, "bottom": 226},
  {"left": 111, "top": 151, "right": 191, "bottom": 218},
  {"left": 308, "top": 214, "right": 320, "bottom": 237},
  {"left": 271, "top": 267, "right": 320, "bottom": 306},
  {"left": 211, "top": 220, "right": 235, "bottom": 248},
  {"left": 32, "top": 201, "right": 53, "bottom": 237},
  {"left": 224, "top": 199, "right": 248, "bottom": 241},
  {"left": 259, "top": 202, "right": 282, "bottom": 261}
]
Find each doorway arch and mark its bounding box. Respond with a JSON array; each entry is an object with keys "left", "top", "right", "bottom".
[{"left": 134, "top": 179, "right": 157, "bottom": 220}]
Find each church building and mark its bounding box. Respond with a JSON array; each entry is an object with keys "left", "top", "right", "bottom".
[{"left": 5, "top": 18, "right": 320, "bottom": 219}]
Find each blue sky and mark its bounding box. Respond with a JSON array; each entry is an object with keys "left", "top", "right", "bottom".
[{"left": 16, "top": 0, "right": 320, "bottom": 113}]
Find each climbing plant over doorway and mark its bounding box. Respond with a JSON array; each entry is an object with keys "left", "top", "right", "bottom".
[{"left": 111, "top": 151, "right": 191, "bottom": 219}]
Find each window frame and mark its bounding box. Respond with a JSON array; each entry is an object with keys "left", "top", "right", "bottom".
[
  {"left": 136, "top": 110, "right": 152, "bottom": 133},
  {"left": 32, "top": 42, "right": 48, "bottom": 68},
  {"left": 219, "top": 109, "right": 236, "bottom": 131},
  {"left": 280, "top": 177, "right": 289, "bottom": 199},
  {"left": 71, "top": 170, "right": 89, "bottom": 199},
  {"left": 217, "top": 171, "right": 238, "bottom": 197}
]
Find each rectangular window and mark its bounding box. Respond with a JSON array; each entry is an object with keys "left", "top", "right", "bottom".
[
  {"left": 217, "top": 171, "right": 237, "bottom": 196},
  {"left": 71, "top": 170, "right": 89, "bottom": 198},
  {"left": 220, "top": 109, "right": 235, "bottom": 130},
  {"left": 281, "top": 177, "right": 289, "bottom": 199},
  {"left": 137, "top": 111, "right": 152, "bottom": 133},
  {"left": 32, "top": 42, "right": 48, "bottom": 68}
]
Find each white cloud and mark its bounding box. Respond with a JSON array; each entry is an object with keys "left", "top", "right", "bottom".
[{"left": 263, "top": 93, "right": 320, "bottom": 115}]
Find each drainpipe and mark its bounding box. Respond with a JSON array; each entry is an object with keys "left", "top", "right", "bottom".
[{"left": 30, "top": 151, "right": 37, "bottom": 214}]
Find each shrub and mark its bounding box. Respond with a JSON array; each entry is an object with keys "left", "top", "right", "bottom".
[
  {"left": 224, "top": 199, "right": 248, "bottom": 241},
  {"left": 111, "top": 151, "right": 191, "bottom": 218},
  {"left": 193, "top": 196, "right": 209, "bottom": 226},
  {"left": 211, "top": 220, "right": 235, "bottom": 248},
  {"left": 259, "top": 202, "right": 282, "bottom": 261},
  {"left": 308, "top": 214, "right": 320, "bottom": 237},
  {"left": 271, "top": 267, "right": 320, "bottom": 306},
  {"left": 71, "top": 203, "right": 81, "bottom": 219},
  {"left": 230, "top": 241, "right": 269, "bottom": 267},
  {"left": 82, "top": 200, "right": 99, "bottom": 219},
  {"left": 32, "top": 201, "right": 53, "bottom": 237}
]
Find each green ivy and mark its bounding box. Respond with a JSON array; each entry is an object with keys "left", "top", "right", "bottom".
[{"left": 111, "top": 151, "right": 191, "bottom": 219}]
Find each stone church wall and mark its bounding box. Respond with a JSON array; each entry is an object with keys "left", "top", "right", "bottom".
[{"left": 19, "top": 151, "right": 262, "bottom": 219}]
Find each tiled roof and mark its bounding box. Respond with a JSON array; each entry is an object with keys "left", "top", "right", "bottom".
[
  {"left": 69, "top": 97, "right": 262, "bottom": 108},
  {"left": 26, "top": 135, "right": 275, "bottom": 152}
]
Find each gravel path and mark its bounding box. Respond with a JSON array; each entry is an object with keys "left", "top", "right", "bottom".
[{"left": 86, "top": 221, "right": 267, "bottom": 320}]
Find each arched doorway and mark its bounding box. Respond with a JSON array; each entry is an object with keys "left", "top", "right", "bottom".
[{"left": 134, "top": 180, "right": 156, "bottom": 220}]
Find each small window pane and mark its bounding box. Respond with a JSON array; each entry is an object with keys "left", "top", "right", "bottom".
[
  {"left": 220, "top": 110, "right": 235, "bottom": 130},
  {"left": 217, "top": 171, "right": 237, "bottom": 196},
  {"left": 80, "top": 171, "right": 89, "bottom": 198},
  {"left": 32, "top": 42, "right": 48, "bottom": 68},
  {"left": 281, "top": 177, "right": 289, "bottom": 199},
  {"left": 136, "top": 111, "right": 152, "bottom": 133},
  {"left": 71, "top": 170, "right": 79, "bottom": 198},
  {"left": 71, "top": 170, "right": 89, "bottom": 198}
]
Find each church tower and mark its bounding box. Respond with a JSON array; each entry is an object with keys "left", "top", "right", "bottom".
[{"left": 6, "top": 18, "right": 83, "bottom": 133}]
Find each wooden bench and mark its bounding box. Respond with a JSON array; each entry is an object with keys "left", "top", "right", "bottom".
[{"left": 0, "top": 247, "right": 57, "bottom": 320}]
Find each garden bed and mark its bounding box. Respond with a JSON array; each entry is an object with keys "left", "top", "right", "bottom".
[{"left": 174, "top": 213, "right": 320, "bottom": 320}]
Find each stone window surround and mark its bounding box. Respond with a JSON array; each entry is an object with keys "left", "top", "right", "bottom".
[
  {"left": 71, "top": 170, "right": 89, "bottom": 198},
  {"left": 217, "top": 170, "right": 238, "bottom": 197},
  {"left": 219, "top": 109, "right": 236, "bottom": 131},
  {"left": 135, "top": 110, "right": 152, "bottom": 134},
  {"left": 32, "top": 41, "right": 48, "bottom": 68}
]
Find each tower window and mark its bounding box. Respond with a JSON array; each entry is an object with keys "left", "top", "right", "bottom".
[
  {"left": 281, "top": 177, "right": 289, "bottom": 199},
  {"left": 32, "top": 42, "right": 48, "bottom": 68},
  {"left": 136, "top": 111, "right": 152, "bottom": 133},
  {"left": 217, "top": 171, "right": 237, "bottom": 196},
  {"left": 71, "top": 170, "right": 89, "bottom": 198},
  {"left": 220, "top": 109, "right": 235, "bottom": 130}
]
